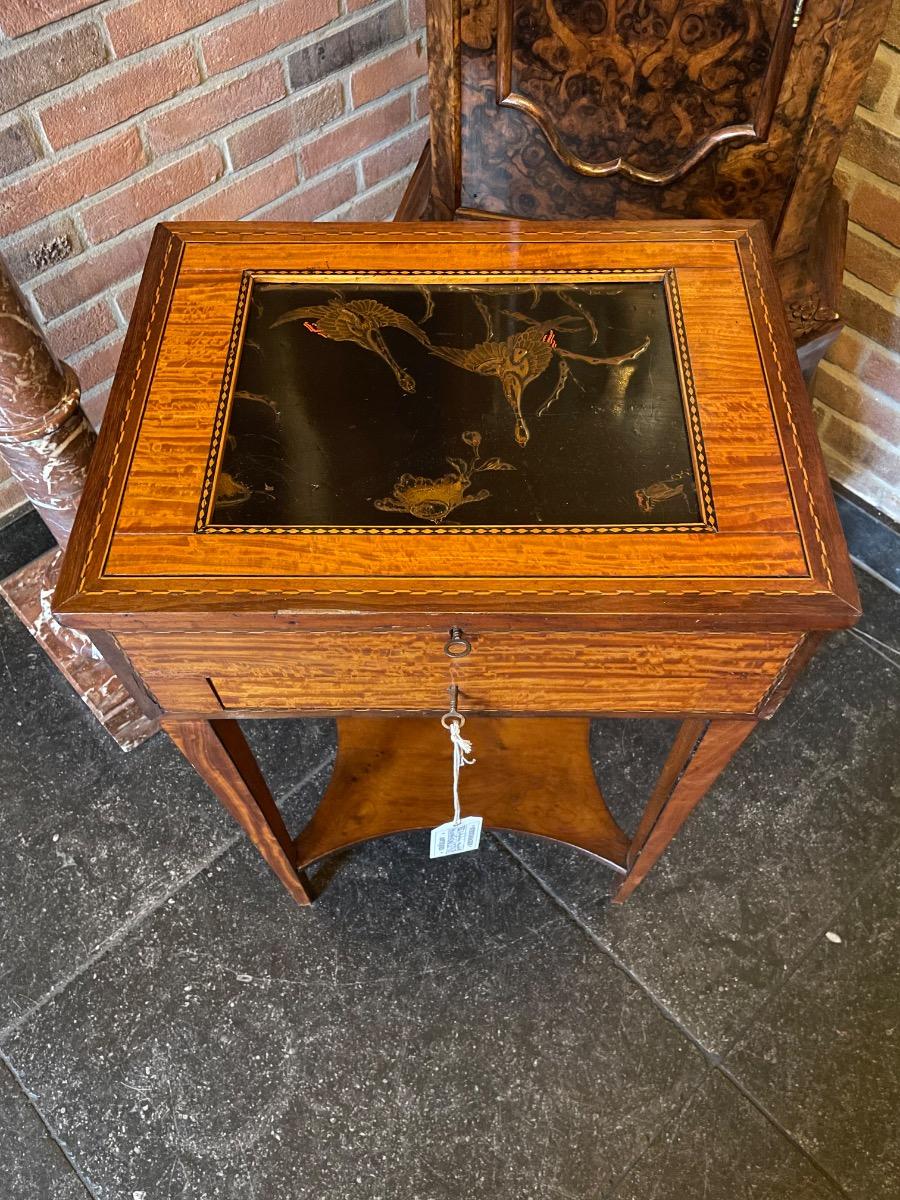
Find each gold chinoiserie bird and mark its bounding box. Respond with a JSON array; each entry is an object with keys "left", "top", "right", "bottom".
[
  {"left": 429, "top": 318, "right": 649, "bottom": 447},
  {"left": 271, "top": 298, "right": 430, "bottom": 393}
]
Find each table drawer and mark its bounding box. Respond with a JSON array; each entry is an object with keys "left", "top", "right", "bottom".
[{"left": 122, "top": 630, "right": 801, "bottom": 717}]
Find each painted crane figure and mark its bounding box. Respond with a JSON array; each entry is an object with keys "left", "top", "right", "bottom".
[
  {"left": 271, "top": 297, "right": 431, "bottom": 393},
  {"left": 429, "top": 303, "right": 650, "bottom": 446}
]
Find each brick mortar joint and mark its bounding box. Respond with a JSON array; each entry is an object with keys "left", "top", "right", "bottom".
[
  {"left": 64, "top": 155, "right": 423, "bottom": 431},
  {"left": 334, "top": 152, "right": 422, "bottom": 201},
  {"left": 252, "top": 172, "right": 358, "bottom": 219},
  {"left": 0, "top": 6, "right": 108, "bottom": 55},
  {"left": 0, "top": 7, "right": 427, "bottom": 408},
  {"left": 6, "top": 89, "right": 417, "bottom": 296},
  {"left": 4, "top": 0, "right": 407, "bottom": 150},
  {"left": 100, "top": 0, "right": 374, "bottom": 64},
  {"left": 66, "top": 148, "right": 424, "bottom": 371},
  {"left": 0, "top": 34, "right": 417, "bottom": 208},
  {"left": 838, "top": 154, "right": 900, "bottom": 195},
  {"left": 360, "top": 111, "right": 428, "bottom": 151},
  {"left": 24, "top": 121, "right": 418, "bottom": 322},
  {"left": 28, "top": 37, "right": 203, "bottom": 124},
  {"left": 0, "top": 106, "right": 143, "bottom": 189},
  {"left": 207, "top": 75, "right": 345, "bottom": 143},
  {"left": 817, "top": 402, "right": 900, "bottom": 455},
  {"left": 204, "top": 0, "right": 407, "bottom": 69},
  {"left": 846, "top": 219, "right": 900, "bottom": 255},
  {"left": 849, "top": 103, "right": 900, "bottom": 139},
  {"left": 834, "top": 330, "right": 900, "bottom": 366},
  {"left": 68, "top": 325, "right": 125, "bottom": 362},
  {"left": 818, "top": 358, "right": 900, "bottom": 406},
  {"left": 820, "top": 456, "right": 900, "bottom": 504},
  {"left": 842, "top": 268, "right": 900, "bottom": 309}
]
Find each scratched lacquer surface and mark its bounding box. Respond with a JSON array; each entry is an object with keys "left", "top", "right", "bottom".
[{"left": 202, "top": 279, "right": 706, "bottom": 531}]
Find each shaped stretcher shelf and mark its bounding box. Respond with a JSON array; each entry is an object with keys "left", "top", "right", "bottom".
[{"left": 293, "top": 717, "right": 629, "bottom": 874}]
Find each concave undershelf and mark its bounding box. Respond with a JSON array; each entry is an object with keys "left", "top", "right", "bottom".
[{"left": 293, "top": 717, "right": 628, "bottom": 873}]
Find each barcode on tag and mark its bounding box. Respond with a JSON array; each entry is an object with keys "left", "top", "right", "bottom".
[{"left": 430, "top": 816, "right": 483, "bottom": 859}]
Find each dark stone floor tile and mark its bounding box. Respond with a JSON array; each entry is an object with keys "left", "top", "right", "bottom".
[
  {"left": 0, "top": 510, "right": 54, "bottom": 579},
  {"left": 242, "top": 716, "right": 336, "bottom": 800},
  {"left": 835, "top": 489, "right": 899, "bottom": 590},
  {"left": 587, "top": 717, "right": 676, "bottom": 835},
  {"left": 610, "top": 1069, "right": 841, "bottom": 1200},
  {"left": 851, "top": 569, "right": 900, "bottom": 669},
  {"left": 725, "top": 846, "right": 900, "bottom": 1200},
  {"left": 2, "top": 829, "right": 706, "bottom": 1200},
  {"left": 0, "top": 1058, "right": 83, "bottom": 1199},
  {"left": 500, "top": 599, "right": 900, "bottom": 1053},
  {"left": 0, "top": 599, "right": 331, "bottom": 1032}
]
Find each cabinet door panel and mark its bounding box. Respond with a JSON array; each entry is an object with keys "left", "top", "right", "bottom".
[
  {"left": 496, "top": 0, "right": 795, "bottom": 185},
  {"left": 453, "top": 0, "right": 882, "bottom": 254}
]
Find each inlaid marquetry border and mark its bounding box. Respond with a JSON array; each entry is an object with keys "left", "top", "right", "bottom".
[{"left": 194, "top": 267, "right": 717, "bottom": 536}]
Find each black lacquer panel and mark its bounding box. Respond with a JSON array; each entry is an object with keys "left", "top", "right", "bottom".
[{"left": 201, "top": 276, "right": 711, "bottom": 532}]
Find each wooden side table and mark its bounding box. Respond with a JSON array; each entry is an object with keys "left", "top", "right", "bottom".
[{"left": 54, "top": 221, "right": 859, "bottom": 906}]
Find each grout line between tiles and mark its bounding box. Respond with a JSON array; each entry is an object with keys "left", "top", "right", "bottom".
[
  {"left": 712, "top": 1061, "right": 855, "bottom": 1199},
  {"left": 0, "top": 833, "right": 225, "bottom": 1041},
  {"left": 492, "top": 835, "right": 730, "bottom": 1198},
  {"left": 599, "top": 1068, "right": 713, "bottom": 1199},
  {"left": 600, "top": 1060, "right": 848, "bottom": 1200},
  {"left": 718, "top": 826, "right": 900, "bottom": 1064},
  {"left": 490, "top": 835, "right": 729, "bottom": 1197},
  {"left": 0, "top": 1051, "right": 99, "bottom": 1199},
  {"left": 492, "top": 834, "right": 719, "bottom": 1063},
  {"left": 704, "top": 824, "right": 900, "bottom": 1198},
  {"left": 499, "top": 824, "right": 900, "bottom": 1200},
  {"left": 0, "top": 847, "right": 241, "bottom": 1044},
  {"left": 0, "top": 751, "right": 334, "bottom": 1043},
  {"left": 846, "top": 627, "right": 900, "bottom": 671},
  {"left": 850, "top": 555, "right": 899, "bottom": 596}
]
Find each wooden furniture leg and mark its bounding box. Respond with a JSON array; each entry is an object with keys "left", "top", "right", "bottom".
[
  {"left": 163, "top": 718, "right": 313, "bottom": 905},
  {"left": 613, "top": 718, "right": 758, "bottom": 904}
]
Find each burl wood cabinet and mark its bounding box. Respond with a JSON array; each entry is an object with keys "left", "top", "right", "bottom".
[{"left": 418, "top": 0, "right": 890, "bottom": 374}]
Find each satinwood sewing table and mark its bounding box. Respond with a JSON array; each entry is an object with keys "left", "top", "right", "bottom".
[{"left": 54, "top": 221, "right": 859, "bottom": 906}]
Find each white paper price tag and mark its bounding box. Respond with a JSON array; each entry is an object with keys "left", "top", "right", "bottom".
[{"left": 430, "top": 815, "right": 483, "bottom": 859}]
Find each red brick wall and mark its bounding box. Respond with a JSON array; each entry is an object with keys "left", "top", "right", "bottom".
[
  {"left": 813, "top": 0, "right": 900, "bottom": 523},
  {"left": 0, "top": 0, "right": 428, "bottom": 520},
  {"left": 2, "top": 3, "right": 896, "bottom": 529}
]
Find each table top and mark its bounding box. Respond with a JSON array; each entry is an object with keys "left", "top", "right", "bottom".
[{"left": 55, "top": 221, "right": 858, "bottom": 634}]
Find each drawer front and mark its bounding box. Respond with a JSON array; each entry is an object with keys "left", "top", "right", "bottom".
[{"left": 122, "top": 630, "right": 800, "bottom": 717}]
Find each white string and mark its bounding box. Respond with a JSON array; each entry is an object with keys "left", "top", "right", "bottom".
[{"left": 447, "top": 719, "right": 475, "bottom": 825}]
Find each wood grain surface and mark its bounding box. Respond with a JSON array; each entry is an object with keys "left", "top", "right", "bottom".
[
  {"left": 53, "top": 221, "right": 858, "bottom": 633},
  {"left": 49, "top": 221, "right": 861, "bottom": 905},
  {"left": 163, "top": 717, "right": 313, "bottom": 904},
  {"left": 614, "top": 717, "right": 758, "bottom": 902},
  {"left": 434, "top": 0, "right": 888, "bottom": 256},
  {"left": 294, "top": 717, "right": 630, "bottom": 872},
  {"left": 123, "top": 628, "right": 801, "bottom": 718}
]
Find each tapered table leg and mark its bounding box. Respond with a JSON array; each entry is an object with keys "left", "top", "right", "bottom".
[
  {"left": 163, "top": 718, "right": 313, "bottom": 905},
  {"left": 613, "top": 717, "right": 758, "bottom": 904}
]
